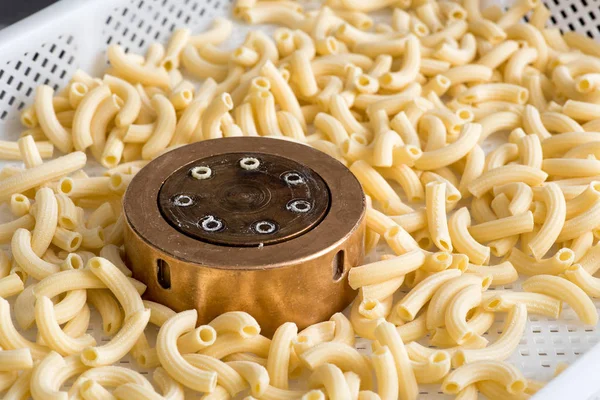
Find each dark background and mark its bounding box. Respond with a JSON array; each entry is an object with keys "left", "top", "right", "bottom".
[{"left": 0, "top": 0, "right": 58, "bottom": 27}]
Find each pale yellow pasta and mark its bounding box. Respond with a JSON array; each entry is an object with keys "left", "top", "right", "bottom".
[
  {"left": 0, "top": 150, "right": 86, "bottom": 202},
  {"left": 483, "top": 291, "right": 562, "bottom": 318},
  {"left": 564, "top": 264, "right": 600, "bottom": 297},
  {"left": 0, "top": 273, "right": 24, "bottom": 298},
  {"left": 410, "top": 350, "right": 451, "bottom": 384},
  {"left": 373, "top": 321, "right": 417, "bottom": 400},
  {"left": 442, "top": 360, "right": 526, "bottom": 395},
  {"left": 141, "top": 95, "right": 177, "bottom": 159},
  {"left": 87, "top": 289, "right": 123, "bottom": 336},
  {"left": 468, "top": 165, "right": 547, "bottom": 198},
  {"left": 183, "top": 354, "right": 247, "bottom": 396},
  {"left": 395, "top": 269, "right": 462, "bottom": 322},
  {"left": 11, "top": 228, "right": 59, "bottom": 281},
  {"left": 308, "top": 363, "right": 351, "bottom": 400},
  {"left": 367, "top": 346, "right": 397, "bottom": 400},
  {"left": 541, "top": 111, "right": 584, "bottom": 133},
  {"left": 16, "top": 136, "right": 48, "bottom": 168},
  {"left": 157, "top": 310, "right": 218, "bottom": 392},
  {"left": 201, "top": 93, "right": 234, "bottom": 140},
  {"left": 87, "top": 257, "right": 143, "bottom": 318},
  {"left": 34, "top": 86, "right": 73, "bottom": 153},
  {"left": 9, "top": 193, "right": 30, "bottom": 217},
  {"left": 199, "top": 333, "right": 270, "bottom": 359},
  {"left": 348, "top": 249, "right": 424, "bottom": 289},
  {"left": 444, "top": 284, "right": 484, "bottom": 345},
  {"left": 454, "top": 303, "right": 527, "bottom": 366},
  {"left": 425, "top": 182, "right": 452, "bottom": 252},
  {"left": 426, "top": 273, "right": 490, "bottom": 329},
  {"left": 527, "top": 183, "right": 566, "bottom": 259},
  {"left": 523, "top": 274, "right": 598, "bottom": 325},
  {"left": 34, "top": 296, "right": 95, "bottom": 356},
  {"left": 351, "top": 160, "right": 412, "bottom": 215}
]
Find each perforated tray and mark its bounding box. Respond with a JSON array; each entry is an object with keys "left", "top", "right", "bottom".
[{"left": 0, "top": 0, "right": 599, "bottom": 398}]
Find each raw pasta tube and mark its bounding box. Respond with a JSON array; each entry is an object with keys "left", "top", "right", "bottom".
[
  {"left": 528, "top": 183, "right": 566, "bottom": 260},
  {"left": 564, "top": 264, "right": 600, "bottom": 297},
  {"left": 454, "top": 303, "right": 527, "bottom": 367},
  {"left": 483, "top": 291, "right": 561, "bottom": 318},
  {"left": 448, "top": 207, "right": 490, "bottom": 265},
  {"left": 348, "top": 250, "right": 425, "bottom": 289},
  {"left": 177, "top": 325, "right": 217, "bottom": 354},
  {"left": 72, "top": 84, "right": 111, "bottom": 151},
  {"left": 522, "top": 274, "right": 598, "bottom": 325},
  {"left": 378, "top": 167, "right": 424, "bottom": 203},
  {"left": 201, "top": 93, "right": 234, "bottom": 140},
  {"left": 350, "top": 160, "right": 412, "bottom": 215},
  {"left": 395, "top": 269, "right": 462, "bottom": 322},
  {"left": 31, "top": 187, "right": 58, "bottom": 257},
  {"left": 0, "top": 215, "right": 35, "bottom": 244},
  {"left": 0, "top": 151, "right": 87, "bottom": 203},
  {"left": 252, "top": 91, "right": 283, "bottom": 137},
  {"left": 199, "top": 333, "right": 271, "bottom": 359},
  {"left": 379, "top": 35, "right": 420, "bottom": 91},
  {"left": 209, "top": 311, "right": 261, "bottom": 338},
  {"left": 10, "top": 193, "right": 30, "bottom": 217},
  {"left": 468, "top": 212, "right": 534, "bottom": 243},
  {"left": 261, "top": 61, "right": 306, "bottom": 130},
  {"left": 161, "top": 28, "right": 191, "bottom": 71},
  {"left": 0, "top": 274, "right": 24, "bottom": 298},
  {"left": 445, "top": 284, "right": 483, "bottom": 345},
  {"left": 87, "top": 257, "right": 143, "bottom": 317},
  {"left": 35, "top": 296, "right": 95, "bottom": 355},
  {"left": 81, "top": 308, "right": 150, "bottom": 366},
  {"left": 88, "top": 289, "right": 123, "bottom": 335},
  {"left": 517, "top": 134, "right": 543, "bottom": 169},
  {"left": 17, "top": 135, "right": 45, "bottom": 167},
  {"left": 157, "top": 310, "right": 218, "bottom": 392},
  {"left": 89, "top": 94, "right": 122, "bottom": 161},
  {"left": 0, "top": 348, "right": 33, "bottom": 371},
  {"left": 558, "top": 199, "right": 600, "bottom": 242},
  {"left": 442, "top": 360, "right": 526, "bottom": 395},
  {"left": 329, "top": 312, "right": 354, "bottom": 347},
  {"left": 153, "top": 367, "right": 185, "bottom": 399},
  {"left": 468, "top": 165, "right": 547, "bottom": 198},
  {"left": 425, "top": 182, "right": 452, "bottom": 252},
  {"left": 373, "top": 321, "right": 417, "bottom": 400},
  {"left": 415, "top": 122, "right": 480, "bottom": 170},
  {"left": 308, "top": 363, "right": 352, "bottom": 400},
  {"left": 107, "top": 44, "right": 170, "bottom": 88},
  {"left": 368, "top": 347, "right": 398, "bottom": 400},
  {"left": 142, "top": 95, "right": 177, "bottom": 160},
  {"left": 300, "top": 342, "right": 372, "bottom": 390},
  {"left": 266, "top": 322, "right": 297, "bottom": 389},
  {"left": 34, "top": 85, "right": 73, "bottom": 153},
  {"left": 410, "top": 350, "right": 452, "bottom": 384},
  {"left": 426, "top": 274, "right": 490, "bottom": 329},
  {"left": 458, "top": 83, "right": 528, "bottom": 104},
  {"left": 11, "top": 228, "right": 59, "bottom": 281}
]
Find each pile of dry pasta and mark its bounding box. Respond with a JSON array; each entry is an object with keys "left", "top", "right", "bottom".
[{"left": 1, "top": 0, "right": 600, "bottom": 398}]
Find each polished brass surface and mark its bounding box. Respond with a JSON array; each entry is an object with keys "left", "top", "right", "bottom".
[{"left": 123, "top": 137, "right": 366, "bottom": 336}]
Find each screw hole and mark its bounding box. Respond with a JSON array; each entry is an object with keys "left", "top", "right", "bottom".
[
  {"left": 240, "top": 157, "right": 260, "bottom": 171},
  {"left": 173, "top": 194, "right": 193, "bottom": 207},
  {"left": 254, "top": 221, "right": 277, "bottom": 234},
  {"left": 200, "top": 215, "right": 223, "bottom": 232},
  {"left": 283, "top": 172, "right": 305, "bottom": 185},
  {"left": 157, "top": 259, "right": 171, "bottom": 289},
  {"left": 287, "top": 199, "right": 311, "bottom": 213},
  {"left": 190, "top": 166, "right": 212, "bottom": 180},
  {"left": 332, "top": 250, "right": 345, "bottom": 282}
]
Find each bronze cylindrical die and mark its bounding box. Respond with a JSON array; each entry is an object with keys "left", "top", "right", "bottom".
[{"left": 123, "top": 137, "right": 365, "bottom": 335}]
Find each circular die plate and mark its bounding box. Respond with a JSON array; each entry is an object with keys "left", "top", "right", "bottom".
[{"left": 158, "top": 152, "right": 330, "bottom": 247}]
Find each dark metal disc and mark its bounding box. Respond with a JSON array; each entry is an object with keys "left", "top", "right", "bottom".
[{"left": 158, "top": 152, "right": 330, "bottom": 247}]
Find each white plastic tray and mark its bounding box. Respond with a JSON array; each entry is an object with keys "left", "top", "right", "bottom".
[{"left": 0, "top": 0, "right": 599, "bottom": 399}]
